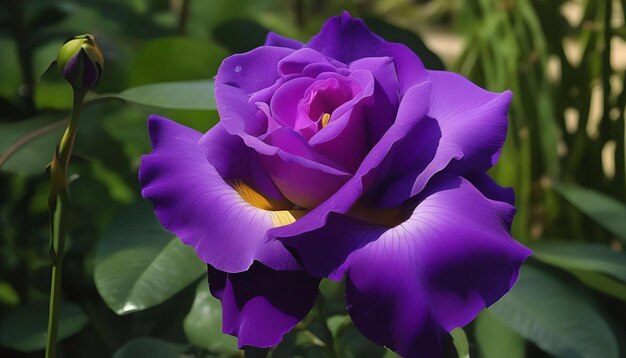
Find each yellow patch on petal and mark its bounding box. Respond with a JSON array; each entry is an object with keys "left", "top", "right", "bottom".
[
  {"left": 270, "top": 210, "right": 306, "bottom": 227},
  {"left": 321, "top": 113, "right": 331, "bottom": 127},
  {"left": 229, "top": 179, "right": 305, "bottom": 227}
]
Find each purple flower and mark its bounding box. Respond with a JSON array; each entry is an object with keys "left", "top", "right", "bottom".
[{"left": 139, "top": 12, "right": 531, "bottom": 357}]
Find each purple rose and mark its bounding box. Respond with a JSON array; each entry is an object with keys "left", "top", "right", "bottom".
[{"left": 139, "top": 12, "right": 531, "bottom": 357}]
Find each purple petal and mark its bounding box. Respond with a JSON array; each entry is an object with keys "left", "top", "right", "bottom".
[
  {"left": 464, "top": 171, "right": 515, "bottom": 206},
  {"left": 426, "top": 70, "right": 511, "bottom": 172},
  {"left": 215, "top": 49, "right": 354, "bottom": 208},
  {"left": 217, "top": 46, "right": 294, "bottom": 96},
  {"left": 464, "top": 170, "right": 515, "bottom": 229},
  {"left": 260, "top": 127, "right": 352, "bottom": 208},
  {"left": 139, "top": 115, "right": 299, "bottom": 272},
  {"left": 373, "top": 115, "right": 441, "bottom": 207},
  {"left": 199, "top": 123, "right": 284, "bottom": 201},
  {"left": 307, "top": 70, "right": 374, "bottom": 173},
  {"left": 269, "top": 77, "right": 316, "bottom": 130},
  {"left": 281, "top": 176, "right": 531, "bottom": 356},
  {"left": 277, "top": 48, "right": 341, "bottom": 76},
  {"left": 265, "top": 32, "right": 304, "bottom": 49},
  {"left": 270, "top": 79, "right": 432, "bottom": 239},
  {"left": 263, "top": 127, "right": 344, "bottom": 170},
  {"left": 306, "top": 11, "right": 428, "bottom": 94},
  {"left": 377, "top": 70, "right": 513, "bottom": 207},
  {"left": 215, "top": 46, "right": 294, "bottom": 137},
  {"left": 208, "top": 262, "right": 319, "bottom": 348},
  {"left": 349, "top": 56, "right": 400, "bottom": 144}
]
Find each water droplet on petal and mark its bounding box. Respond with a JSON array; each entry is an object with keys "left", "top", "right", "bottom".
[{"left": 234, "top": 65, "right": 242, "bottom": 73}]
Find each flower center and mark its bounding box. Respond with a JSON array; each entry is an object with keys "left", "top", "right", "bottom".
[{"left": 320, "top": 113, "right": 331, "bottom": 128}]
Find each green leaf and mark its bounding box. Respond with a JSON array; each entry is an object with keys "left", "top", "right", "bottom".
[
  {"left": 336, "top": 321, "right": 387, "bottom": 358},
  {"left": 475, "top": 310, "right": 525, "bottom": 358},
  {"left": 104, "top": 80, "right": 216, "bottom": 110},
  {"left": 554, "top": 183, "right": 626, "bottom": 244},
  {"left": 532, "top": 241, "right": 626, "bottom": 281},
  {"left": 451, "top": 327, "right": 470, "bottom": 358},
  {"left": 0, "top": 302, "right": 88, "bottom": 352},
  {"left": 35, "top": 79, "right": 74, "bottom": 110},
  {"left": 183, "top": 280, "right": 239, "bottom": 354},
  {"left": 0, "top": 114, "right": 65, "bottom": 175},
  {"left": 113, "top": 337, "right": 187, "bottom": 358},
  {"left": 94, "top": 202, "right": 206, "bottom": 315},
  {"left": 0, "top": 38, "right": 22, "bottom": 101},
  {"left": 0, "top": 280, "right": 19, "bottom": 306},
  {"left": 568, "top": 269, "right": 626, "bottom": 302},
  {"left": 489, "top": 265, "right": 619, "bottom": 358},
  {"left": 0, "top": 104, "right": 129, "bottom": 177},
  {"left": 129, "top": 37, "right": 227, "bottom": 86}
]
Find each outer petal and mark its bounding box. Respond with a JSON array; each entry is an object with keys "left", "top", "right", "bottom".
[
  {"left": 199, "top": 123, "right": 284, "bottom": 201},
  {"left": 377, "top": 70, "right": 513, "bottom": 207},
  {"left": 306, "top": 11, "right": 427, "bottom": 94},
  {"left": 464, "top": 170, "right": 515, "bottom": 229},
  {"left": 139, "top": 115, "right": 299, "bottom": 272},
  {"left": 265, "top": 32, "right": 304, "bottom": 49},
  {"left": 280, "top": 176, "right": 531, "bottom": 357},
  {"left": 208, "top": 263, "right": 320, "bottom": 348},
  {"left": 215, "top": 46, "right": 295, "bottom": 137},
  {"left": 426, "top": 70, "right": 511, "bottom": 172}
]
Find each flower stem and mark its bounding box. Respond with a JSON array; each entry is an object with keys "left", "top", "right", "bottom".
[
  {"left": 316, "top": 295, "right": 341, "bottom": 358},
  {"left": 45, "top": 89, "right": 86, "bottom": 358}
]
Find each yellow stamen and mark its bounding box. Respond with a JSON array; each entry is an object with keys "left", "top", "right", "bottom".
[
  {"left": 321, "top": 113, "right": 331, "bottom": 127},
  {"left": 229, "top": 179, "right": 305, "bottom": 227}
]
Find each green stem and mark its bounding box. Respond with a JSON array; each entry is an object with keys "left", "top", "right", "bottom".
[
  {"left": 45, "top": 89, "right": 86, "bottom": 358},
  {"left": 316, "top": 295, "right": 340, "bottom": 358}
]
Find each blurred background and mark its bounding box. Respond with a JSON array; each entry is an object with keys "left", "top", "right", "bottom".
[{"left": 0, "top": 0, "right": 625, "bottom": 357}]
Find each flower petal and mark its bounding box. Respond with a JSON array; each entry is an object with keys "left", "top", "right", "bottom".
[
  {"left": 377, "top": 70, "right": 513, "bottom": 207},
  {"left": 270, "top": 79, "right": 432, "bottom": 239},
  {"left": 426, "top": 70, "right": 511, "bottom": 172},
  {"left": 199, "top": 123, "right": 284, "bottom": 201},
  {"left": 260, "top": 127, "right": 352, "bottom": 208},
  {"left": 208, "top": 262, "right": 320, "bottom": 348},
  {"left": 280, "top": 176, "right": 530, "bottom": 356},
  {"left": 277, "top": 48, "right": 342, "bottom": 76},
  {"left": 306, "top": 11, "right": 428, "bottom": 94},
  {"left": 463, "top": 170, "right": 515, "bottom": 229},
  {"left": 265, "top": 32, "right": 304, "bottom": 49},
  {"left": 269, "top": 77, "right": 316, "bottom": 130},
  {"left": 307, "top": 70, "right": 374, "bottom": 173},
  {"left": 215, "top": 46, "right": 295, "bottom": 137},
  {"left": 139, "top": 116, "right": 299, "bottom": 272},
  {"left": 349, "top": 56, "right": 400, "bottom": 144}
]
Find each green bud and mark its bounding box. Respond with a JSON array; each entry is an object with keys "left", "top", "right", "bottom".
[{"left": 57, "top": 34, "right": 104, "bottom": 90}]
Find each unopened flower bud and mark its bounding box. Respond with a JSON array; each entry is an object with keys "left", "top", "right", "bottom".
[{"left": 57, "top": 34, "right": 104, "bottom": 90}]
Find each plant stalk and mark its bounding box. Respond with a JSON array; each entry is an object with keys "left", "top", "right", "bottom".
[
  {"left": 45, "top": 89, "right": 86, "bottom": 358},
  {"left": 316, "top": 295, "right": 340, "bottom": 358}
]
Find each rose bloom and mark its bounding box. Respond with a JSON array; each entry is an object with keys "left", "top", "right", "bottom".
[{"left": 140, "top": 12, "right": 531, "bottom": 357}]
